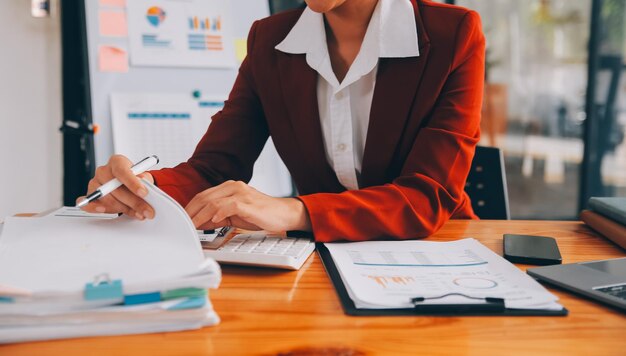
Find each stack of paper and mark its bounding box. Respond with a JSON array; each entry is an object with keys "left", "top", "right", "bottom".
[
  {"left": 0, "top": 181, "right": 221, "bottom": 344},
  {"left": 326, "top": 238, "right": 564, "bottom": 311}
]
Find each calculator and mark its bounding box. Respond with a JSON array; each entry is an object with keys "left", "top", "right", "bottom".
[{"left": 199, "top": 227, "right": 315, "bottom": 270}]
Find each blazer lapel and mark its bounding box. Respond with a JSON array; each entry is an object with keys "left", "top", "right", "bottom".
[
  {"left": 360, "top": 0, "right": 431, "bottom": 187},
  {"left": 276, "top": 52, "right": 345, "bottom": 192}
]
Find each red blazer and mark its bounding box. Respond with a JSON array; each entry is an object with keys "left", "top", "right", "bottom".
[{"left": 150, "top": 0, "right": 485, "bottom": 242}]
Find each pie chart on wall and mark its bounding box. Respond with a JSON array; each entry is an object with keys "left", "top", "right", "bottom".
[{"left": 146, "top": 6, "right": 166, "bottom": 27}]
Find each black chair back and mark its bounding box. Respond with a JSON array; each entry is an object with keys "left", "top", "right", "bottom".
[{"left": 464, "top": 146, "right": 510, "bottom": 220}]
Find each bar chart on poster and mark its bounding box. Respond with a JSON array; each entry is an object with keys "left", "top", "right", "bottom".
[
  {"left": 127, "top": 0, "right": 236, "bottom": 68},
  {"left": 85, "top": 0, "right": 293, "bottom": 197}
]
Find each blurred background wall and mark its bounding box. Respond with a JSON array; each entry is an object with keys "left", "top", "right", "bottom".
[{"left": 0, "top": 1, "right": 62, "bottom": 218}]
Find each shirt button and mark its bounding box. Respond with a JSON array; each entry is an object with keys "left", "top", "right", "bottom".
[{"left": 337, "top": 143, "right": 347, "bottom": 152}]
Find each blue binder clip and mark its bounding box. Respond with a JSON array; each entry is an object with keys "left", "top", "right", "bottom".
[{"left": 84, "top": 273, "right": 123, "bottom": 301}]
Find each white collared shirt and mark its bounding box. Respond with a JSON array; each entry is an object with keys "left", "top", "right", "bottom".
[{"left": 276, "top": 0, "right": 419, "bottom": 190}]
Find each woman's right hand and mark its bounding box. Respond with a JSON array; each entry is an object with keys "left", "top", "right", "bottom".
[{"left": 78, "top": 155, "right": 155, "bottom": 220}]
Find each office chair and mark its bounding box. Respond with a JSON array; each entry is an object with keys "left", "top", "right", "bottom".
[{"left": 464, "top": 146, "right": 511, "bottom": 220}]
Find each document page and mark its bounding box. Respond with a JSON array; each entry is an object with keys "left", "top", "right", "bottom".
[
  {"left": 0, "top": 181, "right": 206, "bottom": 295},
  {"left": 127, "top": 0, "right": 236, "bottom": 68},
  {"left": 111, "top": 93, "right": 213, "bottom": 170},
  {"left": 325, "top": 239, "right": 562, "bottom": 310}
]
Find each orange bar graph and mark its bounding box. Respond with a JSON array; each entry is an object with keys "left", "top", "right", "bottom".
[
  {"left": 193, "top": 16, "right": 198, "bottom": 30},
  {"left": 367, "top": 275, "right": 415, "bottom": 289}
]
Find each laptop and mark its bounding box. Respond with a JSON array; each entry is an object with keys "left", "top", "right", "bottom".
[{"left": 528, "top": 258, "right": 626, "bottom": 312}]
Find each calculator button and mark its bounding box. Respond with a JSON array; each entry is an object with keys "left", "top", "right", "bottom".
[
  {"left": 286, "top": 247, "right": 301, "bottom": 254},
  {"left": 204, "top": 232, "right": 315, "bottom": 270}
]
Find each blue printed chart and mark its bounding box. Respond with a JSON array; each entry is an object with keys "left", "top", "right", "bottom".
[{"left": 127, "top": 0, "right": 236, "bottom": 68}]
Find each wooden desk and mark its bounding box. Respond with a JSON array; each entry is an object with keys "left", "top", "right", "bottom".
[{"left": 2, "top": 220, "right": 625, "bottom": 355}]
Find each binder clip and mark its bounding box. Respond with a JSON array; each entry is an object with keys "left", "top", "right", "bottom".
[
  {"left": 84, "top": 273, "right": 123, "bottom": 301},
  {"left": 411, "top": 293, "right": 506, "bottom": 313}
]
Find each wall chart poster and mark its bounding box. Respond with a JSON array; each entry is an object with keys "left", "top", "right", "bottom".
[{"left": 127, "top": 0, "right": 236, "bottom": 68}]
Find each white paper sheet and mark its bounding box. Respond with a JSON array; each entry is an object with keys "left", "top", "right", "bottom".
[
  {"left": 325, "top": 238, "right": 563, "bottom": 310},
  {"left": 48, "top": 206, "right": 119, "bottom": 219},
  {"left": 111, "top": 93, "right": 213, "bottom": 170},
  {"left": 127, "top": 0, "right": 236, "bottom": 68},
  {"left": 0, "top": 180, "right": 206, "bottom": 295},
  {"left": 0, "top": 304, "right": 219, "bottom": 344}
]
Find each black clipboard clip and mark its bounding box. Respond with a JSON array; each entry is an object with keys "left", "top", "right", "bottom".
[{"left": 411, "top": 293, "right": 506, "bottom": 314}]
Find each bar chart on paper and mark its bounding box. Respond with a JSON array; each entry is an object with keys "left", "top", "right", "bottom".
[
  {"left": 326, "top": 239, "right": 563, "bottom": 309},
  {"left": 127, "top": 0, "right": 235, "bottom": 68},
  {"left": 347, "top": 249, "right": 487, "bottom": 267},
  {"left": 365, "top": 273, "right": 500, "bottom": 291},
  {"left": 366, "top": 275, "right": 416, "bottom": 289}
]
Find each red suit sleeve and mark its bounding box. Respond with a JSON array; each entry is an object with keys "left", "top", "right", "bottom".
[
  {"left": 298, "top": 11, "right": 485, "bottom": 242},
  {"left": 149, "top": 22, "right": 268, "bottom": 207}
]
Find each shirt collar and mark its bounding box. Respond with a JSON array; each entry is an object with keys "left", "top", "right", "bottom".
[
  {"left": 276, "top": 0, "right": 419, "bottom": 58},
  {"left": 275, "top": 0, "right": 419, "bottom": 91}
]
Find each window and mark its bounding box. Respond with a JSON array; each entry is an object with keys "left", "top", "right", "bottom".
[{"left": 457, "top": 0, "right": 620, "bottom": 219}]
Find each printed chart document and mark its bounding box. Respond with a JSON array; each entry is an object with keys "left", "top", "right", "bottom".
[
  {"left": 325, "top": 239, "right": 563, "bottom": 311},
  {"left": 127, "top": 0, "right": 236, "bottom": 68},
  {"left": 111, "top": 93, "right": 213, "bottom": 169}
]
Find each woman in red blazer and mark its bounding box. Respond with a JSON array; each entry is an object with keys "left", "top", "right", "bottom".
[{"left": 81, "top": 0, "right": 485, "bottom": 242}]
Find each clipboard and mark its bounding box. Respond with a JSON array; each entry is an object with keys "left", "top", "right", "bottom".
[{"left": 316, "top": 243, "right": 568, "bottom": 316}]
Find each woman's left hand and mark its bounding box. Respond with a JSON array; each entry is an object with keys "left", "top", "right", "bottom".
[{"left": 185, "top": 180, "right": 311, "bottom": 232}]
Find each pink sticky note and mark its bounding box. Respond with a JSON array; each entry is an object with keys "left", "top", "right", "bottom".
[
  {"left": 98, "top": 46, "right": 128, "bottom": 73},
  {"left": 99, "top": 10, "right": 127, "bottom": 37},
  {"left": 100, "top": 0, "right": 126, "bottom": 7}
]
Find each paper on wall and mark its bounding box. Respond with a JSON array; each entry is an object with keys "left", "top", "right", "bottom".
[
  {"left": 111, "top": 93, "right": 212, "bottom": 169},
  {"left": 127, "top": 0, "right": 236, "bottom": 68},
  {"left": 234, "top": 38, "right": 247, "bottom": 63},
  {"left": 99, "top": 10, "right": 128, "bottom": 37},
  {"left": 100, "top": 0, "right": 126, "bottom": 7},
  {"left": 98, "top": 46, "right": 129, "bottom": 72}
]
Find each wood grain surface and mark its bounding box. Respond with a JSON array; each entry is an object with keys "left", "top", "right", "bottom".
[{"left": 2, "top": 220, "right": 625, "bottom": 356}]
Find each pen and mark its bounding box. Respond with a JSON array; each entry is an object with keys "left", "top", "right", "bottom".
[{"left": 76, "top": 155, "right": 159, "bottom": 208}]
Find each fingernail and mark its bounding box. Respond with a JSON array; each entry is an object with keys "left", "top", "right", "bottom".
[
  {"left": 137, "top": 187, "right": 148, "bottom": 197},
  {"left": 143, "top": 210, "right": 153, "bottom": 219},
  {"left": 135, "top": 212, "right": 144, "bottom": 220},
  {"left": 95, "top": 206, "right": 106, "bottom": 213}
]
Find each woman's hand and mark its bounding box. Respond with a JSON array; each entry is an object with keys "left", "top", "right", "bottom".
[
  {"left": 185, "top": 180, "right": 311, "bottom": 232},
  {"left": 78, "top": 155, "right": 155, "bottom": 220}
]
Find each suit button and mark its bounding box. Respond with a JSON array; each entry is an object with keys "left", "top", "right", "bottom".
[
  {"left": 337, "top": 143, "right": 347, "bottom": 152},
  {"left": 335, "top": 91, "right": 344, "bottom": 100}
]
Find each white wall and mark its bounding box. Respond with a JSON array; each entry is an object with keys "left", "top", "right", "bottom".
[{"left": 0, "top": 1, "right": 62, "bottom": 219}]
